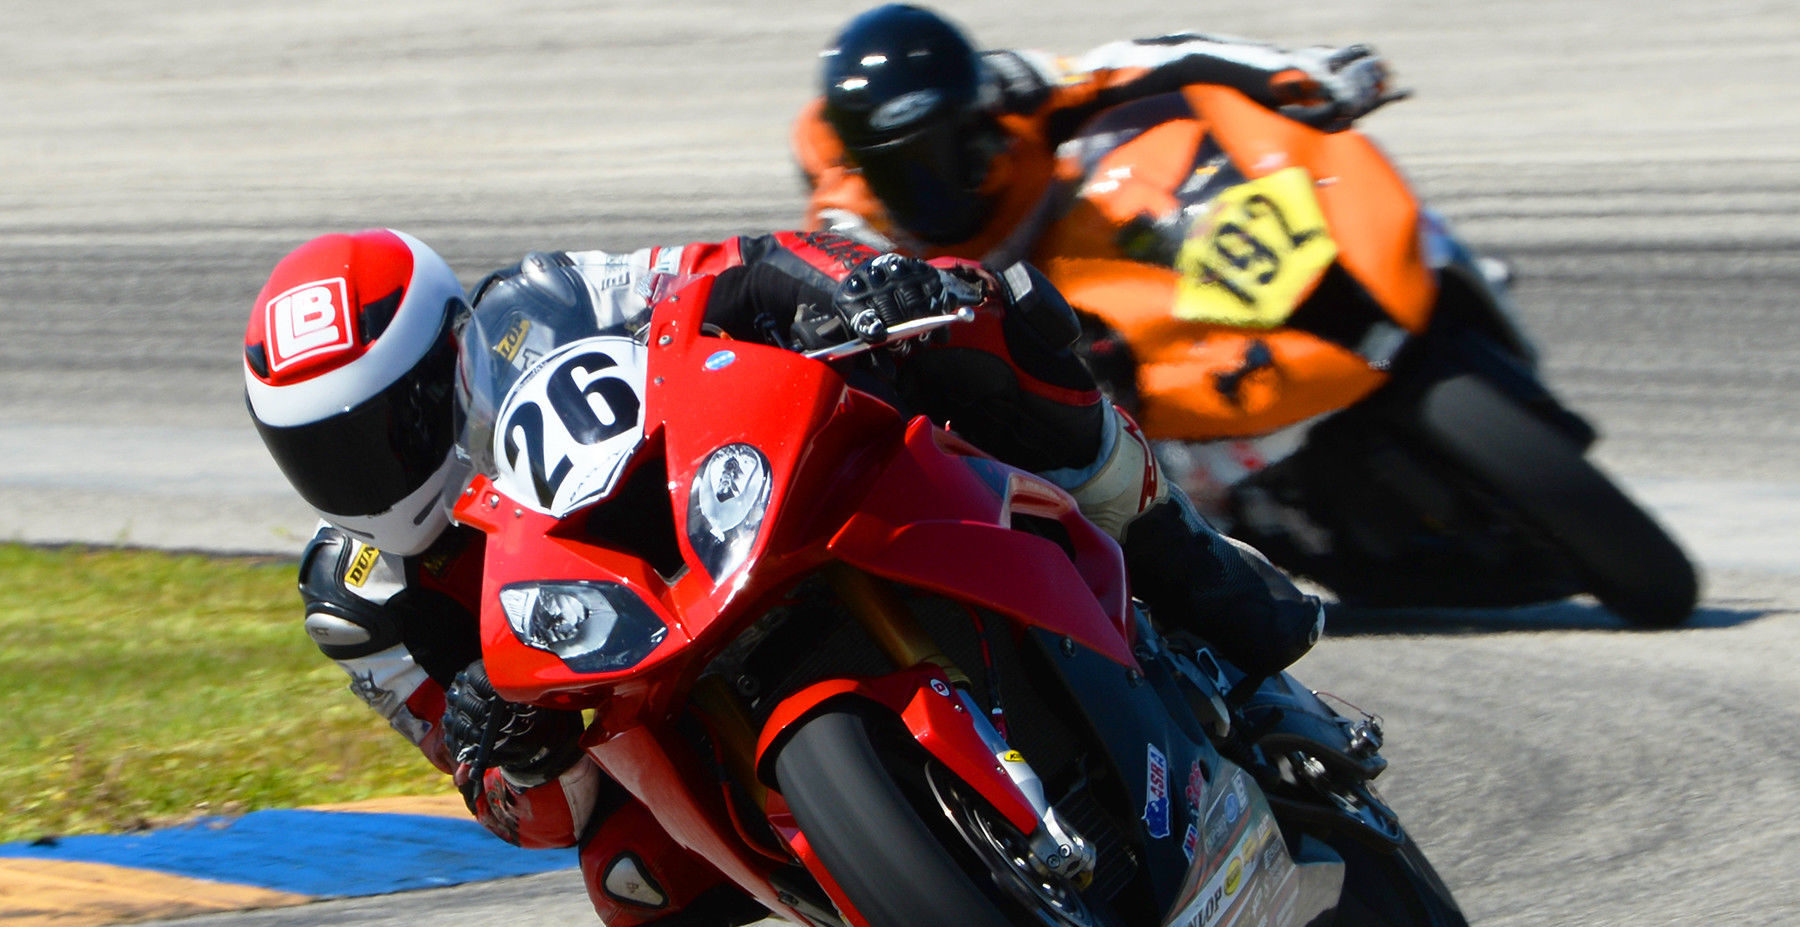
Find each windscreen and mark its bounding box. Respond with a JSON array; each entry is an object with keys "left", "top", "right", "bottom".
[{"left": 445, "top": 261, "right": 704, "bottom": 517}]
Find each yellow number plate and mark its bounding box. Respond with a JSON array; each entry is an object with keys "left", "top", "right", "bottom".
[{"left": 1172, "top": 167, "right": 1337, "bottom": 328}]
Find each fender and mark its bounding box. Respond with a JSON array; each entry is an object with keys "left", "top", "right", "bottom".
[{"left": 753, "top": 665, "right": 1041, "bottom": 836}]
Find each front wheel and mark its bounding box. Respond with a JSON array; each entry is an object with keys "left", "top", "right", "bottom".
[
  {"left": 1417, "top": 374, "right": 1700, "bottom": 627},
  {"left": 1325, "top": 830, "right": 1469, "bottom": 927},
  {"left": 772, "top": 705, "right": 1098, "bottom": 927}
]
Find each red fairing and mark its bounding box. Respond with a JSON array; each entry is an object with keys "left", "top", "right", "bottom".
[
  {"left": 577, "top": 799, "right": 737, "bottom": 926},
  {"left": 828, "top": 419, "right": 1136, "bottom": 664}
]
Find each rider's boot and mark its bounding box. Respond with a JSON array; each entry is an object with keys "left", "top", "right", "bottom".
[{"left": 1047, "top": 405, "right": 1324, "bottom": 681}]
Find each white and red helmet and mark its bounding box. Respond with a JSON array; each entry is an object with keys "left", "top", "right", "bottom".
[{"left": 245, "top": 229, "right": 465, "bottom": 555}]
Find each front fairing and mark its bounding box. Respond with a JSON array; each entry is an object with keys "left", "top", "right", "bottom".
[{"left": 449, "top": 276, "right": 914, "bottom": 705}]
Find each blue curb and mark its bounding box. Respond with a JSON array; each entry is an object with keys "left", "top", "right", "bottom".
[{"left": 0, "top": 808, "right": 577, "bottom": 897}]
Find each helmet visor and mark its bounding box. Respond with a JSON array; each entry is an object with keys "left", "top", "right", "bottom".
[
  {"left": 852, "top": 116, "right": 999, "bottom": 245},
  {"left": 253, "top": 320, "right": 458, "bottom": 519}
]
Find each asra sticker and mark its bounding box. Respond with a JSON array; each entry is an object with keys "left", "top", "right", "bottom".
[
  {"left": 1144, "top": 743, "right": 1171, "bottom": 839},
  {"left": 265, "top": 277, "right": 354, "bottom": 372},
  {"left": 492, "top": 336, "right": 648, "bottom": 516}
]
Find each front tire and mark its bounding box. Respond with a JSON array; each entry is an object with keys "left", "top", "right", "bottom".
[
  {"left": 773, "top": 705, "right": 1085, "bottom": 927},
  {"left": 1326, "top": 831, "right": 1469, "bottom": 927}
]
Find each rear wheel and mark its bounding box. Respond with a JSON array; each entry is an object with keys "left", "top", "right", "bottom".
[
  {"left": 772, "top": 705, "right": 1098, "bottom": 927},
  {"left": 1417, "top": 375, "right": 1699, "bottom": 627}
]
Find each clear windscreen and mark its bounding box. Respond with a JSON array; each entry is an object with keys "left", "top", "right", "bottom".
[{"left": 443, "top": 261, "right": 700, "bottom": 515}]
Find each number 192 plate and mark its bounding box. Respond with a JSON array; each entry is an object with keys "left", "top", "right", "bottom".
[{"left": 1172, "top": 167, "right": 1338, "bottom": 329}]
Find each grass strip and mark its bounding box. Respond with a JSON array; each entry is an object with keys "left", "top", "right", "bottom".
[{"left": 0, "top": 543, "right": 444, "bottom": 844}]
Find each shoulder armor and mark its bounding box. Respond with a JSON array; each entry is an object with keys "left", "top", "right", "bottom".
[{"left": 299, "top": 527, "right": 410, "bottom": 660}]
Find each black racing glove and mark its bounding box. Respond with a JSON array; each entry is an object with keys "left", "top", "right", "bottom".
[
  {"left": 1275, "top": 44, "right": 1407, "bottom": 131},
  {"left": 795, "top": 253, "right": 979, "bottom": 349},
  {"left": 442, "top": 660, "right": 585, "bottom": 787}
]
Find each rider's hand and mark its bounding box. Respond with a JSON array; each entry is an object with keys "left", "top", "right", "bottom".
[
  {"left": 1274, "top": 44, "right": 1405, "bottom": 131},
  {"left": 441, "top": 660, "right": 584, "bottom": 787},
  {"left": 831, "top": 253, "right": 978, "bottom": 345}
]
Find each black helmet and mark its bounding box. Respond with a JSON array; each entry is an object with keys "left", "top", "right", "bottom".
[{"left": 820, "top": 4, "right": 1006, "bottom": 245}]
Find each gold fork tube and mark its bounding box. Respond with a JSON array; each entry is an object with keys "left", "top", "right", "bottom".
[{"left": 827, "top": 563, "right": 970, "bottom": 688}]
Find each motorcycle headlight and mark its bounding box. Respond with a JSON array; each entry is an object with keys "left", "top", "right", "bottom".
[
  {"left": 497, "top": 581, "right": 667, "bottom": 673},
  {"left": 686, "top": 443, "right": 772, "bottom": 581}
]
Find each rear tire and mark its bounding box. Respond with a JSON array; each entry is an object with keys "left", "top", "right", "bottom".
[
  {"left": 773, "top": 705, "right": 1054, "bottom": 927},
  {"left": 1417, "top": 375, "right": 1699, "bottom": 627}
]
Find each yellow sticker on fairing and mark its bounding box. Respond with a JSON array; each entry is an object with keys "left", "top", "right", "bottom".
[{"left": 1172, "top": 167, "right": 1337, "bottom": 328}]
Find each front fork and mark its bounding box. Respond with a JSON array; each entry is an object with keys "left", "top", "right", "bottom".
[{"left": 829, "top": 564, "right": 1098, "bottom": 886}]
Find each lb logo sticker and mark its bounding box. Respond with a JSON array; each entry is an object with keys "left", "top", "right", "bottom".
[
  {"left": 345, "top": 544, "right": 381, "bottom": 587},
  {"left": 265, "top": 277, "right": 354, "bottom": 372}
]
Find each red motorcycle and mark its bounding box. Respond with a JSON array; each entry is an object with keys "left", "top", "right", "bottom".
[{"left": 446, "top": 271, "right": 1465, "bottom": 926}]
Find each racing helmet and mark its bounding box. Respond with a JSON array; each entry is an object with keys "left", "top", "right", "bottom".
[
  {"left": 244, "top": 229, "right": 464, "bottom": 556},
  {"left": 820, "top": 4, "right": 1007, "bottom": 245}
]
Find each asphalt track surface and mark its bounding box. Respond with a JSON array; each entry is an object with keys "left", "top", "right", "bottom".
[{"left": 3, "top": 1, "right": 1798, "bottom": 925}]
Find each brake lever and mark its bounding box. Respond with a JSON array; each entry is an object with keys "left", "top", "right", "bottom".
[{"left": 802, "top": 306, "right": 978, "bottom": 362}]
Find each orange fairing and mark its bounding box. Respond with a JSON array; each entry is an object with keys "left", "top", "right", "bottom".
[
  {"left": 1180, "top": 84, "right": 1434, "bottom": 333},
  {"left": 1033, "top": 86, "right": 1434, "bottom": 440},
  {"left": 1136, "top": 333, "right": 1387, "bottom": 441}
]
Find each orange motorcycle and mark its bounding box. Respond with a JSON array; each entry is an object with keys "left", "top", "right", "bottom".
[{"left": 1035, "top": 85, "right": 1697, "bottom": 627}]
